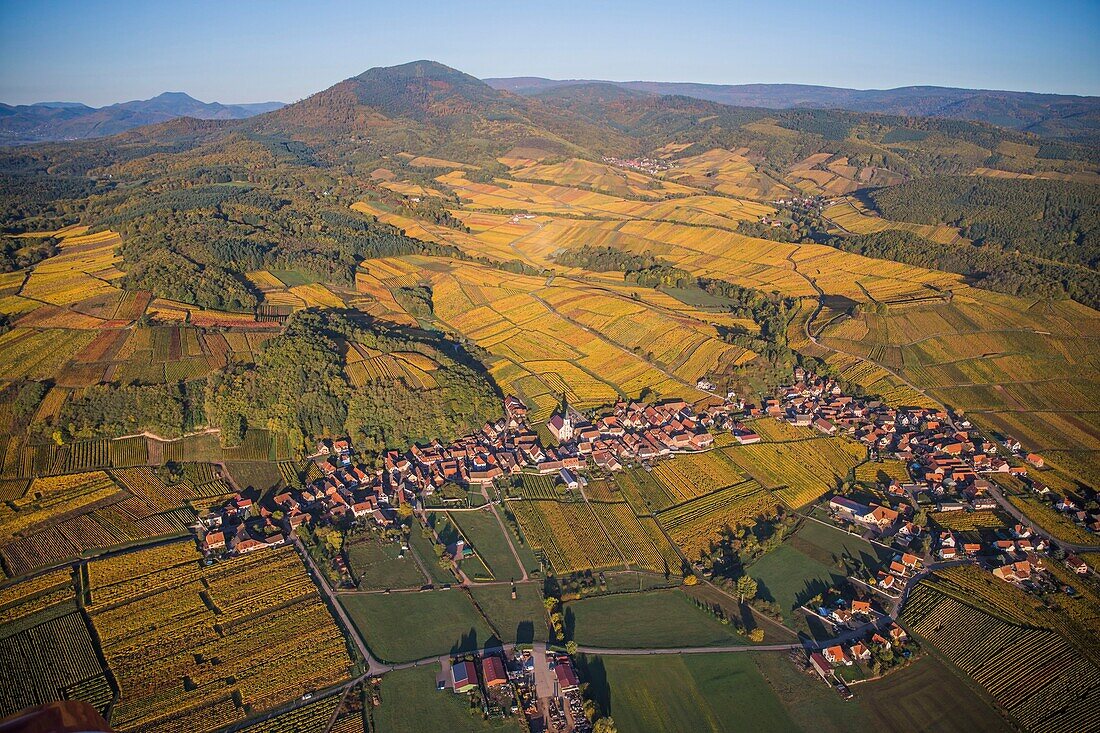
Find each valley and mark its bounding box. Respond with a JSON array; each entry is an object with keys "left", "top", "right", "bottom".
[{"left": 0, "top": 57, "right": 1098, "bottom": 733}]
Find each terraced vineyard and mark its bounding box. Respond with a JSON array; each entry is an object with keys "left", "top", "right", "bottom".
[
  {"left": 86, "top": 541, "right": 353, "bottom": 733},
  {"left": 903, "top": 581, "right": 1100, "bottom": 733},
  {"left": 590, "top": 501, "right": 680, "bottom": 574},
  {"left": 723, "top": 438, "right": 865, "bottom": 508},
  {"left": 510, "top": 499, "right": 623, "bottom": 573},
  {"left": 0, "top": 571, "right": 113, "bottom": 719},
  {"left": 931, "top": 510, "right": 1006, "bottom": 531},
  {"left": 657, "top": 478, "right": 778, "bottom": 559}
]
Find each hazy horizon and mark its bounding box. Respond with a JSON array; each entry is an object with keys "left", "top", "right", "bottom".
[{"left": 2, "top": 0, "right": 1098, "bottom": 106}]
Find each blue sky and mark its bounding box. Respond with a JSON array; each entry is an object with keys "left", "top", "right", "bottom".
[{"left": 1, "top": 0, "right": 1097, "bottom": 105}]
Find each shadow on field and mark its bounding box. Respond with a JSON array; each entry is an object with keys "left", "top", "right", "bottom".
[
  {"left": 451, "top": 628, "right": 480, "bottom": 656},
  {"left": 755, "top": 578, "right": 776, "bottom": 603},
  {"left": 515, "top": 620, "right": 535, "bottom": 646},
  {"left": 576, "top": 655, "right": 610, "bottom": 716},
  {"left": 794, "top": 577, "right": 836, "bottom": 609},
  {"left": 803, "top": 613, "right": 834, "bottom": 642}
]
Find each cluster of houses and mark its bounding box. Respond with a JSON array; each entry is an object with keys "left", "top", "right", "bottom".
[
  {"left": 776, "top": 368, "right": 1044, "bottom": 521},
  {"left": 447, "top": 649, "right": 587, "bottom": 732},
  {"left": 194, "top": 395, "right": 733, "bottom": 558},
  {"left": 816, "top": 596, "right": 878, "bottom": 628},
  {"left": 286, "top": 438, "right": 397, "bottom": 527},
  {"left": 810, "top": 622, "right": 910, "bottom": 676},
  {"left": 197, "top": 438, "right": 393, "bottom": 558},
  {"left": 773, "top": 369, "right": 1097, "bottom": 598},
  {"left": 371, "top": 395, "right": 729, "bottom": 506},
  {"left": 601, "top": 155, "right": 670, "bottom": 174},
  {"left": 199, "top": 492, "right": 287, "bottom": 556},
  {"left": 770, "top": 194, "right": 826, "bottom": 212}
]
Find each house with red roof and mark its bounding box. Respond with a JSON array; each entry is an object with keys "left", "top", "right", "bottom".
[{"left": 481, "top": 655, "right": 508, "bottom": 687}]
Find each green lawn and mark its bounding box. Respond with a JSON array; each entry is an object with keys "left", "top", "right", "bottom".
[
  {"left": 409, "top": 519, "right": 457, "bottom": 586},
  {"left": 793, "top": 520, "right": 892, "bottom": 569},
  {"left": 857, "top": 655, "right": 1011, "bottom": 733},
  {"left": 584, "top": 653, "right": 796, "bottom": 733},
  {"left": 449, "top": 509, "right": 523, "bottom": 580},
  {"left": 745, "top": 544, "right": 847, "bottom": 621},
  {"left": 430, "top": 513, "right": 495, "bottom": 581},
  {"left": 746, "top": 520, "right": 892, "bottom": 621},
  {"left": 373, "top": 666, "right": 525, "bottom": 733},
  {"left": 268, "top": 269, "right": 318, "bottom": 287},
  {"left": 346, "top": 538, "right": 427, "bottom": 590},
  {"left": 469, "top": 583, "right": 548, "bottom": 645},
  {"left": 751, "top": 652, "right": 870, "bottom": 733},
  {"left": 340, "top": 591, "right": 493, "bottom": 663},
  {"left": 566, "top": 589, "right": 747, "bottom": 648}
]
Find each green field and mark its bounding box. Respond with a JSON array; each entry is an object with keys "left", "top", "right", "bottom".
[
  {"left": 449, "top": 509, "right": 523, "bottom": 580},
  {"left": 268, "top": 269, "right": 319, "bottom": 287},
  {"left": 224, "top": 461, "right": 283, "bottom": 492},
  {"left": 470, "top": 583, "right": 548, "bottom": 646},
  {"left": 856, "top": 655, "right": 1011, "bottom": 733},
  {"left": 346, "top": 538, "right": 427, "bottom": 591},
  {"left": 340, "top": 591, "right": 493, "bottom": 663},
  {"left": 584, "top": 653, "right": 796, "bottom": 733},
  {"left": 747, "top": 520, "right": 891, "bottom": 622},
  {"left": 750, "top": 652, "right": 870, "bottom": 733},
  {"left": 373, "top": 666, "right": 525, "bottom": 733},
  {"left": 409, "top": 518, "right": 458, "bottom": 586},
  {"left": 429, "top": 514, "right": 492, "bottom": 580},
  {"left": 567, "top": 589, "right": 747, "bottom": 648}
]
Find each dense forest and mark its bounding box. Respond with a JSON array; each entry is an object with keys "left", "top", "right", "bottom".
[
  {"left": 108, "top": 184, "right": 464, "bottom": 311},
  {"left": 867, "top": 176, "right": 1100, "bottom": 268},
  {"left": 831, "top": 229, "right": 1100, "bottom": 308},
  {"left": 57, "top": 382, "right": 203, "bottom": 441},
  {"left": 204, "top": 309, "right": 499, "bottom": 458},
  {"left": 0, "top": 235, "right": 59, "bottom": 273}
]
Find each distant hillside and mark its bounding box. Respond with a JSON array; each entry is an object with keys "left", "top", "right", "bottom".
[
  {"left": 486, "top": 77, "right": 1100, "bottom": 144},
  {"left": 0, "top": 92, "right": 285, "bottom": 144},
  {"left": 248, "top": 60, "right": 630, "bottom": 160}
]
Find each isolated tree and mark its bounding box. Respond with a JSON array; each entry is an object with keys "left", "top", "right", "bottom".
[
  {"left": 748, "top": 628, "right": 765, "bottom": 642},
  {"left": 594, "top": 718, "right": 618, "bottom": 733},
  {"left": 737, "top": 575, "right": 759, "bottom": 603},
  {"left": 566, "top": 640, "right": 578, "bottom": 655}
]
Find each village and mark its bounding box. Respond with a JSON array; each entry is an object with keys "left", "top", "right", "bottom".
[
  {"left": 195, "top": 393, "right": 736, "bottom": 563},
  {"left": 188, "top": 367, "right": 1097, "bottom": 719},
  {"left": 752, "top": 367, "right": 1098, "bottom": 691}
]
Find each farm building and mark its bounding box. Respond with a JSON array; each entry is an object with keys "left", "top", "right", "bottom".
[{"left": 452, "top": 660, "right": 478, "bottom": 693}]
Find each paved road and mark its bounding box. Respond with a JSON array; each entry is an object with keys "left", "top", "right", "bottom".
[
  {"left": 575, "top": 642, "right": 801, "bottom": 655},
  {"left": 293, "top": 536, "right": 386, "bottom": 675},
  {"left": 982, "top": 481, "right": 1097, "bottom": 554}
]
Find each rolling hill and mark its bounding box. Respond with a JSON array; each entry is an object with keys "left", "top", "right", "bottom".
[{"left": 486, "top": 77, "right": 1100, "bottom": 144}]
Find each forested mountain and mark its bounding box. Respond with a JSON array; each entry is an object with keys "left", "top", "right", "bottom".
[
  {"left": 0, "top": 92, "right": 285, "bottom": 145},
  {"left": 487, "top": 77, "right": 1100, "bottom": 144}
]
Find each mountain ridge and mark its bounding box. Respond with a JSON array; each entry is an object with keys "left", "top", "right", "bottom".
[
  {"left": 0, "top": 91, "right": 285, "bottom": 145},
  {"left": 485, "top": 76, "right": 1100, "bottom": 143}
]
